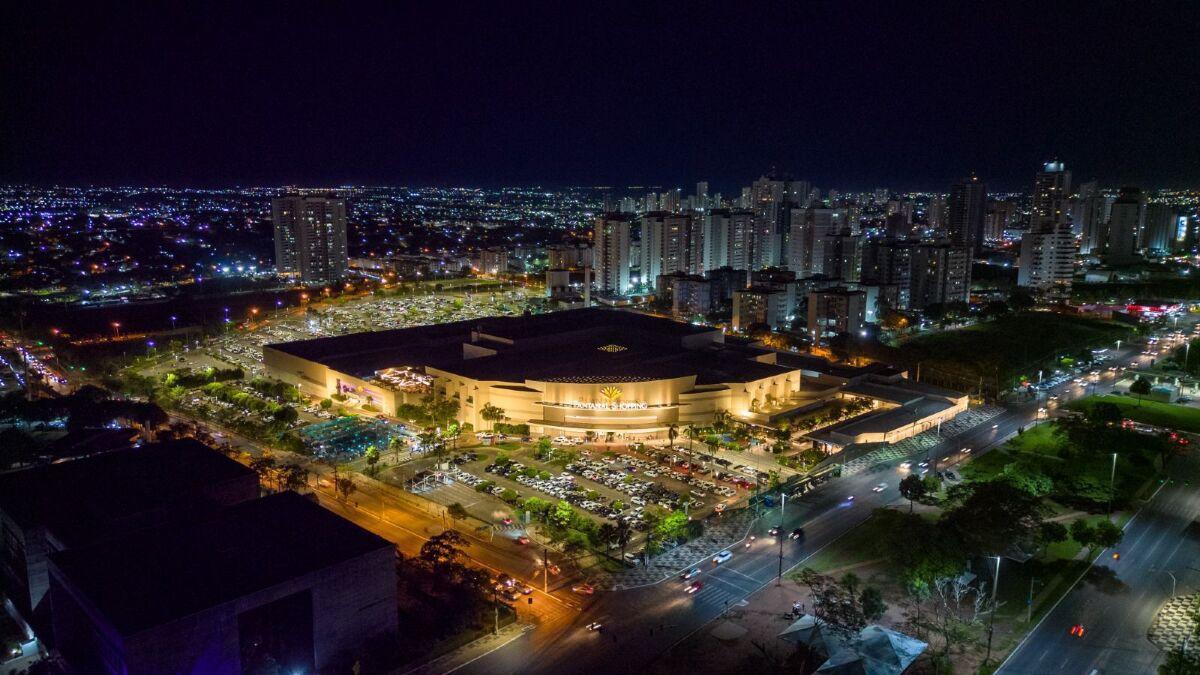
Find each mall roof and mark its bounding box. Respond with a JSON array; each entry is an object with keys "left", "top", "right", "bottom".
[
  {"left": 0, "top": 439, "right": 255, "bottom": 547},
  {"left": 433, "top": 330, "right": 791, "bottom": 384},
  {"left": 50, "top": 491, "right": 392, "bottom": 636},
  {"left": 266, "top": 308, "right": 727, "bottom": 379}
]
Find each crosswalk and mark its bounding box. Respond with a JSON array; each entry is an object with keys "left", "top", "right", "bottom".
[{"left": 685, "top": 570, "right": 760, "bottom": 608}]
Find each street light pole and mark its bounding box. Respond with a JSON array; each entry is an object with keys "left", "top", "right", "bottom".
[
  {"left": 1026, "top": 576, "right": 1037, "bottom": 623},
  {"left": 777, "top": 493, "right": 786, "bottom": 586},
  {"left": 986, "top": 556, "right": 1001, "bottom": 666},
  {"left": 1108, "top": 452, "right": 1118, "bottom": 517}
]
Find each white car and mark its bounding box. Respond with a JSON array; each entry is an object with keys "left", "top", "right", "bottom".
[
  {"left": 872, "top": 483, "right": 887, "bottom": 493},
  {"left": 899, "top": 461, "right": 913, "bottom": 469},
  {"left": 712, "top": 550, "right": 732, "bottom": 564}
]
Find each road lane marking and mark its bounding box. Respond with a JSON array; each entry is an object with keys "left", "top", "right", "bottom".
[{"left": 996, "top": 479, "right": 1170, "bottom": 674}]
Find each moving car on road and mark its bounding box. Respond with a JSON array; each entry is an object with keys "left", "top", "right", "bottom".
[
  {"left": 790, "top": 527, "right": 805, "bottom": 540},
  {"left": 680, "top": 568, "right": 701, "bottom": 580},
  {"left": 872, "top": 483, "right": 887, "bottom": 493},
  {"left": 712, "top": 550, "right": 732, "bottom": 564},
  {"left": 684, "top": 581, "right": 703, "bottom": 594},
  {"left": 572, "top": 583, "right": 595, "bottom": 595}
]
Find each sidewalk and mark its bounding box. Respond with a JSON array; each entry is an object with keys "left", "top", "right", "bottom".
[{"left": 400, "top": 622, "right": 532, "bottom": 675}]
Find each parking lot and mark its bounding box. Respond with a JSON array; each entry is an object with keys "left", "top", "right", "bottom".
[
  {"left": 398, "top": 435, "right": 763, "bottom": 540},
  {"left": 199, "top": 289, "right": 535, "bottom": 378}
]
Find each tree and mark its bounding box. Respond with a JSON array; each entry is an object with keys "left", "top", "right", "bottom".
[
  {"left": 447, "top": 502, "right": 470, "bottom": 522},
  {"left": 365, "top": 445, "right": 380, "bottom": 475},
  {"left": 273, "top": 405, "right": 298, "bottom": 424},
  {"left": 655, "top": 510, "right": 690, "bottom": 543},
  {"left": 249, "top": 456, "right": 278, "bottom": 491},
  {"left": 422, "top": 394, "right": 460, "bottom": 428},
  {"left": 419, "top": 530, "right": 469, "bottom": 570},
  {"left": 860, "top": 586, "right": 887, "bottom": 621},
  {"left": 1069, "top": 519, "right": 1095, "bottom": 548},
  {"left": 479, "top": 403, "right": 505, "bottom": 431},
  {"left": 1008, "top": 289, "right": 1036, "bottom": 312},
  {"left": 667, "top": 423, "right": 679, "bottom": 449},
  {"left": 550, "top": 500, "right": 574, "bottom": 529},
  {"left": 796, "top": 568, "right": 870, "bottom": 638},
  {"left": 1085, "top": 401, "right": 1123, "bottom": 425},
  {"left": 942, "top": 480, "right": 1049, "bottom": 557},
  {"left": 388, "top": 435, "right": 405, "bottom": 463},
  {"left": 615, "top": 518, "right": 633, "bottom": 561},
  {"left": 280, "top": 463, "right": 309, "bottom": 492},
  {"left": 1072, "top": 519, "right": 1124, "bottom": 549},
  {"left": 999, "top": 458, "right": 1053, "bottom": 497},
  {"left": 597, "top": 522, "right": 618, "bottom": 551},
  {"left": 335, "top": 475, "right": 357, "bottom": 501},
  {"left": 1130, "top": 376, "right": 1152, "bottom": 406},
  {"left": 873, "top": 510, "right": 967, "bottom": 591},
  {"left": 712, "top": 409, "right": 731, "bottom": 433},
  {"left": 418, "top": 429, "right": 446, "bottom": 466},
  {"left": 899, "top": 474, "right": 927, "bottom": 513}
]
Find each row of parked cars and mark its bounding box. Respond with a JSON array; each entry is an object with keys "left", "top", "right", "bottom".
[
  {"left": 480, "top": 461, "right": 622, "bottom": 519},
  {"left": 565, "top": 459, "right": 691, "bottom": 511}
]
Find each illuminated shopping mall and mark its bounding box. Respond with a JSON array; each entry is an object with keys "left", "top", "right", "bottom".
[{"left": 264, "top": 308, "right": 965, "bottom": 442}]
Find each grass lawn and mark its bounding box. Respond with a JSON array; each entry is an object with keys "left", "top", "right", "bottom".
[
  {"left": 1068, "top": 394, "right": 1200, "bottom": 433},
  {"left": 895, "top": 312, "right": 1132, "bottom": 382},
  {"left": 799, "top": 510, "right": 935, "bottom": 573},
  {"left": 960, "top": 424, "right": 1060, "bottom": 482},
  {"left": 1005, "top": 424, "right": 1061, "bottom": 454}
]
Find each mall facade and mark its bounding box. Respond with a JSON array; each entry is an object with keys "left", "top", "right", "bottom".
[{"left": 264, "top": 308, "right": 961, "bottom": 442}]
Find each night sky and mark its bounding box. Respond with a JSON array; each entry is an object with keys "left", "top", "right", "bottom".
[{"left": 4, "top": 1, "right": 1199, "bottom": 191}]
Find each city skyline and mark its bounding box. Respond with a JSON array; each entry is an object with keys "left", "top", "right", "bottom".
[{"left": 5, "top": 2, "right": 1200, "bottom": 189}]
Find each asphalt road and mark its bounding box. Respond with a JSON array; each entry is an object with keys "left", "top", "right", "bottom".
[{"left": 998, "top": 453, "right": 1200, "bottom": 675}]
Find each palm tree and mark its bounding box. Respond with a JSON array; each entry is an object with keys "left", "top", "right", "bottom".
[
  {"left": 280, "top": 463, "right": 309, "bottom": 492},
  {"left": 597, "top": 522, "right": 618, "bottom": 554},
  {"left": 684, "top": 424, "right": 699, "bottom": 451},
  {"left": 615, "top": 519, "right": 633, "bottom": 562},
  {"left": 667, "top": 423, "right": 679, "bottom": 449},
  {"left": 418, "top": 429, "right": 446, "bottom": 466},
  {"left": 704, "top": 438, "right": 719, "bottom": 462},
  {"left": 712, "top": 409, "right": 729, "bottom": 433},
  {"left": 480, "top": 403, "right": 505, "bottom": 431},
  {"left": 249, "top": 456, "right": 278, "bottom": 492},
  {"left": 388, "top": 435, "right": 404, "bottom": 463}
]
